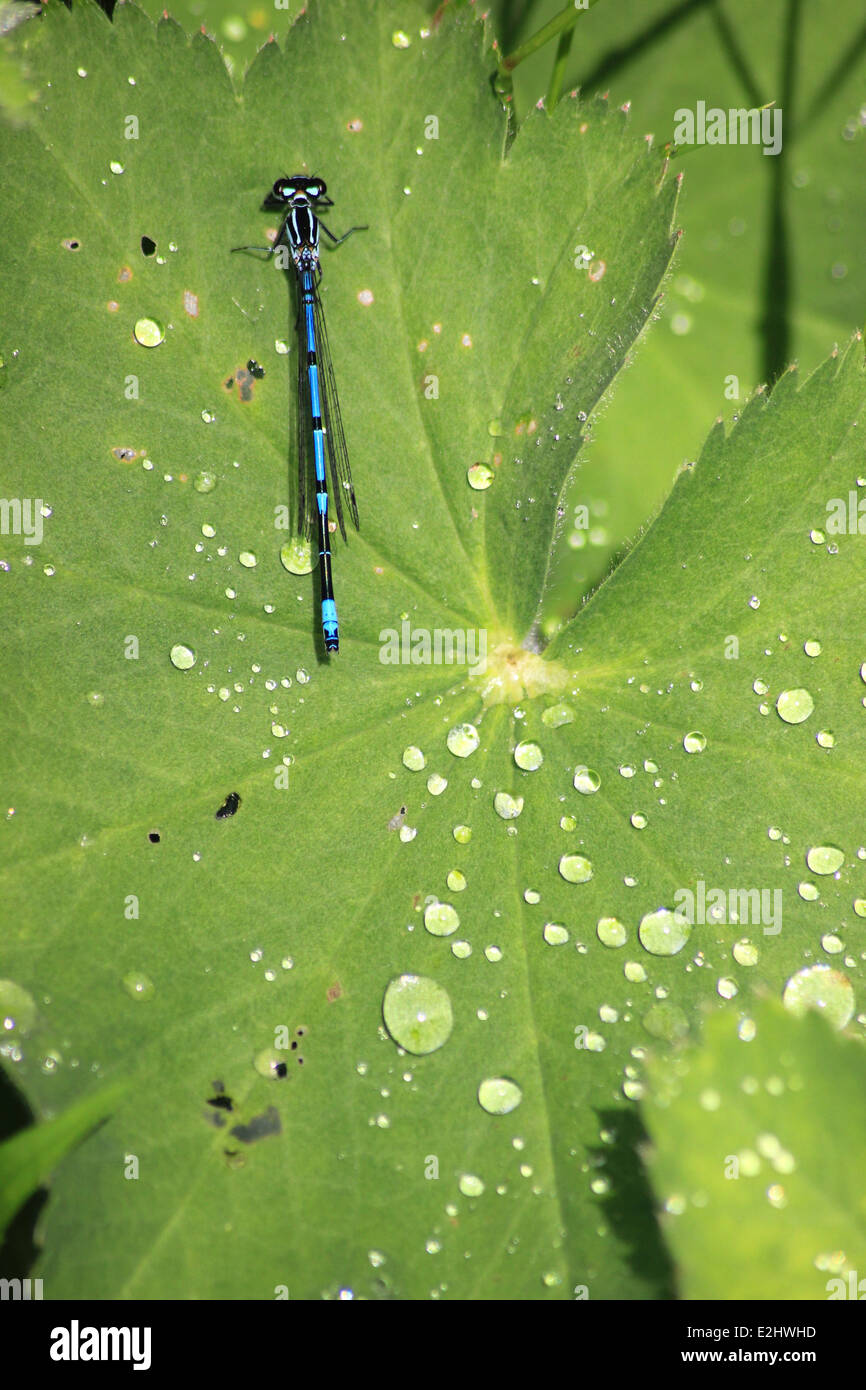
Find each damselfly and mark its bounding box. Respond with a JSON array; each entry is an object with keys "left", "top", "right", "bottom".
[{"left": 233, "top": 175, "right": 365, "bottom": 652}]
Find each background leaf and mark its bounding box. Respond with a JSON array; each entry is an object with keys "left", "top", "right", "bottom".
[{"left": 643, "top": 1002, "right": 866, "bottom": 1300}]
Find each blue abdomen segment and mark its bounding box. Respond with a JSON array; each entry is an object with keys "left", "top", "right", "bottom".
[{"left": 321, "top": 598, "right": 339, "bottom": 651}]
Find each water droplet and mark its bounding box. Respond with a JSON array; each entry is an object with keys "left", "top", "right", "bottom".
[
  {"left": 543, "top": 922, "right": 569, "bottom": 945},
  {"left": 238, "top": 550, "right": 257, "bottom": 569},
  {"left": 424, "top": 902, "right": 460, "bottom": 937},
  {"left": 382, "top": 974, "right": 453, "bottom": 1054},
  {"left": 458, "top": 1173, "right": 485, "bottom": 1197},
  {"left": 452, "top": 824, "right": 472, "bottom": 844},
  {"left": 169, "top": 643, "right": 196, "bottom": 670},
  {"left": 446, "top": 723, "right": 479, "bottom": 758},
  {"left": 732, "top": 940, "right": 759, "bottom": 967},
  {"left": 597, "top": 917, "right": 627, "bottom": 947},
  {"left": 478, "top": 1077, "right": 523, "bottom": 1114},
  {"left": 280, "top": 538, "right": 313, "bottom": 574},
  {"left": 451, "top": 940, "right": 472, "bottom": 959},
  {"left": 804, "top": 639, "right": 822, "bottom": 657},
  {"left": 402, "top": 745, "right": 426, "bottom": 771},
  {"left": 573, "top": 766, "right": 600, "bottom": 795},
  {"left": 494, "top": 791, "right": 524, "bottom": 819},
  {"left": 630, "top": 812, "right": 647, "bottom": 829},
  {"left": 816, "top": 729, "right": 835, "bottom": 749},
  {"left": 446, "top": 869, "right": 466, "bottom": 892},
  {"left": 559, "top": 854, "right": 593, "bottom": 884},
  {"left": 193, "top": 470, "right": 216, "bottom": 494},
  {"left": 391, "top": 29, "right": 411, "bottom": 48},
  {"left": 806, "top": 844, "right": 844, "bottom": 875},
  {"left": 254, "top": 1048, "right": 289, "bottom": 1079},
  {"left": 514, "top": 740, "right": 543, "bottom": 771},
  {"left": 776, "top": 688, "right": 814, "bottom": 724},
  {"left": 683, "top": 731, "right": 706, "bottom": 753},
  {"left": 0, "top": 980, "right": 37, "bottom": 1034},
  {"left": 782, "top": 963, "right": 854, "bottom": 1029},
  {"left": 133, "top": 317, "right": 164, "bottom": 348},
  {"left": 638, "top": 907, "right": 691, "bottom": 956},
  {"left": 122, "top": 971, "right": 154, "bottom": 1000},
  {"left": 542, "top": 702, "right": 575, "bottom": 728},
  {"left": 642, "top": 1002, "right": 689, "bottom": 1040},
  {"left": 467, "top": 463, "right": 494, "bottom": 490}
]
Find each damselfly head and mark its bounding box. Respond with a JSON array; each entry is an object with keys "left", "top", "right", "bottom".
[{"left": 270, "top": 175, "right": 329, "bottom": 206}]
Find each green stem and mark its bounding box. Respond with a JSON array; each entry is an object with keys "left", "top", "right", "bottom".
[
  {"left": 500, "top": 0, "right": 604, "bottom": 75},
  {"left": 547, "top": 27, "right": 575, "bottom": 109}
]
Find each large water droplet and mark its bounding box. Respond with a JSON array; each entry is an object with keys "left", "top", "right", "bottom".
[
  {"left": 776, "top": 688, "right": 814, "bottom": 724},
  {"left": 805, "top": 845, "right": 844, "bottom": 875},
  {"left": 559, "top": 854, "right": 593, "bottom": 883},
  {"left": 638, "top": 907, "right": 691, "bottom": 956},
  {"left": 446, "top": 723, "right": 479, "bottom": 758},
  {"left": 573, "top": 766, "right": 600, "bottom": 794},
  {"left": 424, "top": 902, "right": 460, "bottom": 937},
  {"left": 478, "top": 1077, "right": 523, "bottom": 1114},
  {"left": 782, "top": 963, "right": 854, "bottom": 1030},
  {"left": 382, "top": 974, "right": 453, "bottom": 1054},
  {"left": 170, "top": 643, "right": 196, "bottom": 670}
]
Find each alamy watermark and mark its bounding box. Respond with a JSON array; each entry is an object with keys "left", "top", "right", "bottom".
[
  {"left": 674, "top": 879, "right": 782, "bottom": 935},
  {"left": 0, "top": 497, "right": 44, "bottom": 544},
  {"left": 673, "top": 101, "right": 782, "bottom": 156},
  {"left": 379, "top": 621, "right": 487, "bottom": 674}
]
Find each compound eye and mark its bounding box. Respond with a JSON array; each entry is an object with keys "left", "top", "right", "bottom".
[
  {"left": 307, "top": 180, "right": 326, "bottom": 199},
  {"left": 272, "top": 178, "right": 292, "bottom": 201}
]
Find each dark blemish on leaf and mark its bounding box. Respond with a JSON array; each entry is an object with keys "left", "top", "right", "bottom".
[
  {"left": 207, "top": 1095, "right": 234, "bottom": 1112},
  {"left": 327, "top": 983, "right": 342, "bottom": 1003},
  {"left": 216, "top": 791, "right": 241, "bottom": 820},
  {"left": 148, "top": 830, "right": 161, "bottom": 843},
  {"left": 274, "top": 1061, "right": 288, "bottom": 1078},
  {"left": 204, "top": 1111, "right": 226, "bottom": 1128},
  {"left": 228, "top": 365, "right": 256, "bottom": 402},
  {"left": 229, "top": 1106, "right": 282, "bottom": 1145},
  {"left": 112, "top": 446, "right": 141, "bottom": 462},
  {"left": 117, "top": 265, "right": 133, "bottom": 283},
  {"left": 295, "top": 1027, "right": 306, "bottom": 1036},
  {"left": 387, "top": 804, "right": 407, "bottom": 831},
  {"left": 61, "top": 238, "right": 81, "bottom": 251},
  {"left": 140, "top": 236, "right": 157, "bottom": 257},
  {"left": 247, "top": 358, "right": 265, "bottom": 379}
]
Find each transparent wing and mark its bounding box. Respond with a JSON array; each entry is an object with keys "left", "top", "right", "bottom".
[{"left": 310, "top": 275, "right": 360, "bottom": 539}]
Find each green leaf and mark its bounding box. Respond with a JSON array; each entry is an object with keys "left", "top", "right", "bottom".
[
  {"left": 642, "top": 1002, "right": 866, "bottom": 1300},
  {"left": 0, "top": 1080, "right": 126, "bottom": 1233}
]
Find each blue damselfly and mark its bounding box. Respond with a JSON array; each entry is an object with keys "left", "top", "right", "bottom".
[{"left": 233, "top": 176, "right": 365, "bottom": 652}]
